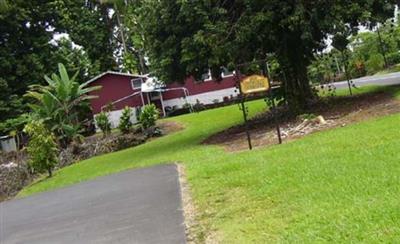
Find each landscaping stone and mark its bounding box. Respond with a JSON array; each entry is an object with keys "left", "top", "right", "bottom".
[
  {"left": 58, "top": 133, "right": 147, "bottom": 168},
  {"left": 0, "top": 161, "right": 30, "bottom": 201}
]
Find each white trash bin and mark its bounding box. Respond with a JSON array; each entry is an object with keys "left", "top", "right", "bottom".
[{"left": 0, "top": 135, "right": 17, "bottom": 153}]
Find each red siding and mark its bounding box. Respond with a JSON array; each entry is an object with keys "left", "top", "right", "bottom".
[
  {"left": 89, "top": 74, "right": 144, "bottom": 114},
  {"left": 163, "top": 76, "right": 236, "bottom": 100},
  {"left": 88, "top": 73, "right": 237, "bottom": 114}
]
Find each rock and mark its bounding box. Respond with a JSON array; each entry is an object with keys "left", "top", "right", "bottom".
[
  {"left": 57, "top": 132, "right": 148, "bottom": 168},
  {"left": 0, "top": 162, "right": 30, "bottom": 201},
  {"left": 316, "top": 115, "right": 327, "bottom": 125}
]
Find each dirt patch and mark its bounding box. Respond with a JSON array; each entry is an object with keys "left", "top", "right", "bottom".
[
  {"left": 158, "top": 120, "right": 185, "bottom": 134},
  {"left": 204, "top": 91, "right": 400, "bottom": 152}
]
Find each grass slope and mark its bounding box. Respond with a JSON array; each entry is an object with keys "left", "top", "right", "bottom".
[{"left": 19, "top": 87, "right": 400, "bottom": 242}]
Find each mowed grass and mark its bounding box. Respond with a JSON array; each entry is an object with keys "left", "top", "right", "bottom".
[{"left": 19, "top": 86, "right": 400, "bottom": 242}]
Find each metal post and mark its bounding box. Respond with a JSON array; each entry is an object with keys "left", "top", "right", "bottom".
[
  {"left": 140, "top": 92, "right": 145, "bottom": 106},
  {"left": 262, "top": 60, "right": 282, "bottom": 144},
  {"left": 341, "top": 51, "right": 353, "bottom": 96},
  {"left": 159, "top": 91, "right": 166, "bottom": 117},
  {"left": 235, "top": 67, "right": 252, "bottom": 150}
]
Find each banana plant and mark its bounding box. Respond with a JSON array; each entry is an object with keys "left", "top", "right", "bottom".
[{"left": 25, "top": 63, "right": 101, "bottom": 147}]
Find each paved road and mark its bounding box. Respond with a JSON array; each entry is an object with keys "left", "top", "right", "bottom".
[
  {"left": 0, "top": 164, "right": 186, "bottom": 244},
  {"left": 331, "top": 71, "right": 400, "bottom": 89}
]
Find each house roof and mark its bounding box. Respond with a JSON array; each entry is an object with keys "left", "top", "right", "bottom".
[{"left": 86, "top": 71, "right": 146, "bottom": 84}]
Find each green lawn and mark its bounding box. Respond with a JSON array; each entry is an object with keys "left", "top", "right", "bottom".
[{"left": 19, "top": 87, "right": 400, "bottom": 242}]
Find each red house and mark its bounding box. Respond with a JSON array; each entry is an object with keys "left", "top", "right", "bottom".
[{"left": 87, "top": 70, "right": 238, "bottom": 127}]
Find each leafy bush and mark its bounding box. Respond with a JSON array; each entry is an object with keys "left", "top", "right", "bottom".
[
  {"left": 139, "top": 104, "right": 159, "bottom": 129},
  {"left": 365, "top": 53, "right": 384, "bottom": 74},
  {"left": 118, "top": 106, "right": 133, "bottom": 134},
  {"left": 24, "top": 120, "right": 58, "bottom": 177},
  {"left": 386, "top": 52, "right": 400, "bottom": 65},
  {"left": 95, "top": 111, "right": 111, "bottom": 136},
  {"left": 0, "top": 114, "right": 29, "bottom": 135},
  {"left": 25, "top": 63, "right": 101, "bottom": 147},
  {"left": 193, "top": 100, "right": 206, "bottom": 112}
]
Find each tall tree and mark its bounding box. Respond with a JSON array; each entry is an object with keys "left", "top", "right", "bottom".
[
  {"left": 0, "top": 0, "right": 116, "bottom": 122},
  {"left": 51, "top": 37, "right": 98, "bottom": 83},
  {"left": 55, "top": 0, "right": 117, "bottom": 72},
  {"left": 0, "top": 0, "right": 60, "bottom": 121},
  {"left": 140, "top": 0, "right": 396, "bottom": 111},
  {"left": 99, "top": 0, "right": 148, "bottom": 74}
]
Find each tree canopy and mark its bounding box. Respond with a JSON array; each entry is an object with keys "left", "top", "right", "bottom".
[
  {"left": 139, "top": 0, "right": 396, "bottom": 110},
  {"left": 0, "top": 0, "right": 398, "bottom": 125},
  {"left": 0, "top": 0, "right": 116, "bottom": 123}
]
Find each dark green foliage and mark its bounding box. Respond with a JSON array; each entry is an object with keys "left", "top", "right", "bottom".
[
  {"left": 51, "top": 37, "right": 97, "bottom": 84},
  {"left": 95, "top": 111, "right": 111, "bottom": 136},
  {"left": 139, "top": 104, "right": 159, "bottom": 129},
  {"left": 134, "top": 106, "right": 142, "bottom": 122},
  {"left": 366, "top": 53, "right": 385, "bottom": 73},
  {"left": 0, "top": 1, "right": 59, "bottom": 121},
  {"left": 140, "top": 0, "right": 396, "bottom": 111},
  {"left": 0, "top": 114, "right": 29, "bottom": 136},
  {"left": 24, "top": 120, "right": 58, "bottom": 177},
  {"left": 25, "top": 63, "right": 101, "bottom": 147},
  {"left": 0, "top": 0, "right": 115, "bottom": 123},
  {"left": 386, "top": 52, "right": 400, "bottom": 65},
  {"left": 55, "top": 0, "right": 117, "bottom": 72},
  {"left": 118, "top": 106, "right": 133, "bottom": 134}
]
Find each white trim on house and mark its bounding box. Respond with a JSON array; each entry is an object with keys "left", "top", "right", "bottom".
[
  {"left": 95, "top": 107, "right": 139, "bottom": 131},
  {"left": 163, "top": 87, "right": 237, "bottom": 108},
  {"left": 94, "top": 86, "right": 238, "bottom": 130},
  {"left": 86, "top": 71, "right": 145, "bottom": 85}
]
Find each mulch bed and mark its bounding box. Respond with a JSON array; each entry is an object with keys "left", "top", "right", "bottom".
[{"left": 203, "top": 90, "right": 400, "bottom": 152}]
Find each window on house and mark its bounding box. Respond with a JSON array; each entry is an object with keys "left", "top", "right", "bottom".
[
  {"left": 221, "top": 67, "right": 234, "bottom": 77},
  {"left": 195, "top": 69, "right": 212, "bottom": 83},
  {"left": 195, "top": 67, "right": 235, "bottom": 83},
  {"left": 131, "top": 78, "right": 142, "bottom": 89}
]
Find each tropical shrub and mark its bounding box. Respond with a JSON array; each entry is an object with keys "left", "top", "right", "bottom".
[
  {"left": 365, "top": 54, "right": 384, "bottom": 74},
  {"left": 95, "top": 111, "right": 111, "bottom": 136},
  {"left": 25, "top": 63, "right": 101, "bottom": 147},
  {"left": 386, "top": 52, "right": 400, "bottom": 66},
  {"left": 0, "top": 114, "right": 29, "bottom": 135},
  {"left": 118, "top": 106, "right": 133, "bottom": 134},
  {"left": 24, "top": 120, "right": 58, "bottom": 177},
  {"left": 139, "top": 104, "right": 159, "bottom": 129}
]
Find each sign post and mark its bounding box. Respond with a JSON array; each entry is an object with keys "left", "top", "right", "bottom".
[
  {"left": 262, "top": 61, "right": 282, "bottom": 144},
  {"left": 235, "top": 67, "right": 253, "bottom": 150},
  {"left": 235, "top": 66, "right": 271, "bottom": 150},
  {"left": 235, "top": 59, "right": 283, "bottom": 150}
]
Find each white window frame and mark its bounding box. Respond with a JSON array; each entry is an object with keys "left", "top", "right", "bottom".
[
  {"left": 194, "top": 69, "right": 212, "bottom": 83},
  {"left": 221, "top": 67, "right": 235, "bottom": 78},
  {"left": 195, "top": 67, "right": 235, "bottom": 83},
  {"left": 131, "top": 78, "right": 143, "bottom": 90}
]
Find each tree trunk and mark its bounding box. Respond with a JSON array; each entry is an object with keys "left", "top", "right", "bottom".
[
  {"left": 48, "top": 167, "right": 52, "bottom": 177},
  {"left": 278, "top": 35, "right": 315, "bottom": 113},
  {"left": 115, "top": 6, "right": 128, "bottom": 58}
]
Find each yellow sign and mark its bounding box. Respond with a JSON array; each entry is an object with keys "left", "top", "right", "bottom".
[{"left": 240, "top": 75, "right": 269, "bottom": 94}]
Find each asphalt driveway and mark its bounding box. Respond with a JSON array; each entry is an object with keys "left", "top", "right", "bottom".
[
  {"left": 333, "top": 71, "right": 400, "bottom": 89},
  {"left": 0, "top": 164, "right": 186, "bottom": 244}
]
